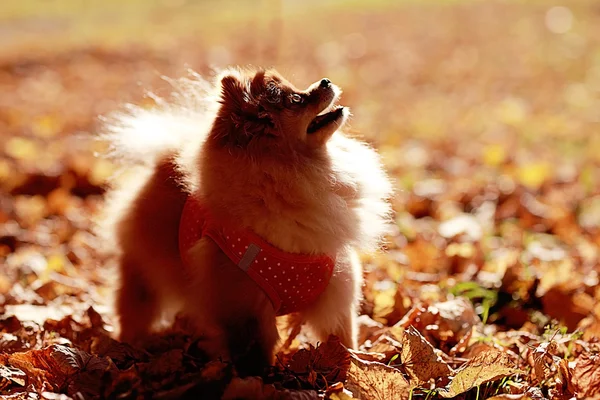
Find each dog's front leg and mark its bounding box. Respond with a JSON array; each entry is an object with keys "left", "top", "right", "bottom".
[
  {"left": 301, "top": 249, "right": 362, "bottom": 349},
  {"left": 116, "top": 255, "right": 160, "bottom": 344}
]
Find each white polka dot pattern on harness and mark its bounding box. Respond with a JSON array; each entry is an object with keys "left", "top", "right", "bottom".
[
  {"left": 179, "top": 196, "right": 335, "bottom": 316},
  {"left": 244, "top": 257, "right": 334, "bottom": 315}
]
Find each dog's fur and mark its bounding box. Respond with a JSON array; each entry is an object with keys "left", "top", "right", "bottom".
[{"left": 99, "top": 67, "right": 392, "bottom": 375}]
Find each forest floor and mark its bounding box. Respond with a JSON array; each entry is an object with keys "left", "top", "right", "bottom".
[{"left": 1, "top": 0, "right": 599, "bottom": 399}]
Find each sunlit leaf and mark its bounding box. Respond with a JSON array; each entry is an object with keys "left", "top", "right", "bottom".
[
  {"left": 573, "top": 353, "right": 600, "bottom": 398},
  {"left": 516, "top": 162, "right": 551, "bottom": 190},
  {"left": 345, "top": 356, "right": 410, "bottom": 400},
  {"left": 483, "top": 144, "right": 507, "bottom": 167},
  {"left": 5, "top": 138, "right": 40, "bottom": 161},
  {"left": 400, "top": 326, "right": 453, "bottom": 386},
  {"left": 438, "top": 350, "right": 522, "bottom": 397}
]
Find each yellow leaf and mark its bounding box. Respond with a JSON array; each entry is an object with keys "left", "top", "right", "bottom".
[
  {"left": 483, "top": 144, "right": 506, "bottom": 167},
  {"left": 46, "top": 254, "right": 65, "bottom": 273},
  {"left": 5, "top": 137, "right": 40, "bottom": 161},
  {"left": 516, "top": 162, "right": 551, "bottom": 190},
  {"left": 372, "top": 287, "right": 396, "bottom": 320},
  {"left": 439, "top": 350, "right": 522, "bottom": 398}
]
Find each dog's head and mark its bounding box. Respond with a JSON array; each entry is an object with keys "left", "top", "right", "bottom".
[{"left": 209, "top": 68, "right": 348, "bottom": 153}]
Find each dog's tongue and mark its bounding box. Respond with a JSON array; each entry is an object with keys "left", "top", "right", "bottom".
[{"left": 308, "top": 107, "right": 343, "bottom": 134}]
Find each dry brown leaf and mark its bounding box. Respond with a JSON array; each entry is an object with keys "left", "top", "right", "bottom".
[
  {"left": 287, "top": 335, "right": 350, "bottom": 388},
  {"left": 222, "top": 376, "right": 320, "bottom": 400},
  {"left": 368, "top": 330, "right": 403, "bottom": 362},
  {"left": 461, "top": 342, "right": 499, "bottom": 360},
  {"left": 89, "top": 334, "right": 146, "bottom": 368},
  {"left": 0, "top": 364, "right": 26, "bottom": 390},
  {"left": 348, "top": 349, "right": 387, "bottom": 363},
  {"left": 401, "top": 238, "right": 449, "bottom": 274},
  {"left": 345, "top": 356, "right": 410, "bottom": 400},
  {"left": 398, "top": 298, "right": 480, "bottom": 348},
  {"left": 381, "top": 281, "right": 412, "bottom": 326},
  {"left": 530, "top": 337, "right": 575, "bottom": 397},
  {"left": 573, "top": 353, "right": 600, "bottom": 399},
  {"left": 429, "top": 298, "right": 481, "bottom": 342},
  {"left": 578, "top": 313, "right": 600, "bottom": 341},
  {"left": 532, "top": 340, "right": 560, "bottom": 383},
  {"left": 140, "top": 349, "right": 183, "bottom": 377},
  {"left": 1, "top": 344, "right": 117, "bottom": 396},
  {"left": 439, "top": 350, "right": 522, "bottom": 398},
  {"left": 400, "top": 325, "right": 453, "bottom": 387},
  {"left": 356, "top": 314, "right": 384, "bottom": 345},
  {"left": 541, "top": 286, "right": 591, "bottom": 331}
]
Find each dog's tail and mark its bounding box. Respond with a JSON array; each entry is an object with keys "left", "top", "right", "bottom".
[{"left": 98, "top": 71, "right": 220, "bottom": 166}]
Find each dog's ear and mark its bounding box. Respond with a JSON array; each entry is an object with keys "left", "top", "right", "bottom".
[
  {"left": 250, "top": 70, "right": 266, "bottom": 99},
  {"left": 211, "top": 71, "right": 278, "bottom": 146},
  {"left": 219, "top": 73, "right": 247, "bottom": 110}
]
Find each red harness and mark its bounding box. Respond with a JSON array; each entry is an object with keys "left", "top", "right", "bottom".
[{"left": 179, "top": 196, "right": 335, "bottom": 315}]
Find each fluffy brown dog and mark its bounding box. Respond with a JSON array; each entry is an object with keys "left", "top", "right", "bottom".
[{"left": 100, "top": 67, "right": 392, "bottom": 375}]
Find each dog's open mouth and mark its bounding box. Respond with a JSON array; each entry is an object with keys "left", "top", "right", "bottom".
[{"left": 307, "top": 106, "right": 346, "bottom": 134}]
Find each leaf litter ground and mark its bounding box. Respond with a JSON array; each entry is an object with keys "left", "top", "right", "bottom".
[{"left": 1, "top": 1, "right": 600, "bottom": 399}]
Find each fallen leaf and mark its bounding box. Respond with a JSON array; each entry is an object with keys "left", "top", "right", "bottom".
[
  {"left": 517, "top": 162, "right": 551, "bottom": 190},
  {"left": 541, "top": 285, "right": 591, "bottom": 331},
  {"left": 348, "top": 349, "right": 387, "bottom": 363},
  {"left": 0, "top": 364, "right": 26, "bottom": 389},
  {"left": 345, "top": 356, "right": 410, "bottom": 400},
  {"left": 398, "top": 298, "right": 480, "bottom": 348},
  {"left": 287, "top": 335, "right": 350, "bottom": 388},
  {"left": 1, "top": 344, "right": 117, "bottom": 396},
  {"left": 439, "top": 350, "right": 522, "bottom": 398},
  {"left": 140, "top": 349, "right": 183, "bottom": 377},
  {"left": 483, "top": 144, "right": 507, "bottom": 167},
  {"left": 400, "top": 326, "right": 453, "bottom": 387},
  {"left": 532, "top": 340, "right": 560, "bottom": 384},
  {"left": 222, "top": 376, "right": 319, "bottom": 400},
  {"left": 573, "top": 353, "right": 600, "bottom": 399},
  {"left": 5, "top": 138, "right": 41, "bottom": 161},
  {"left": 356, "top": 314, "right": 384, "bottom": 345},
  {"left": 368, "top": 328, "right": 403, "bottom": 361}
]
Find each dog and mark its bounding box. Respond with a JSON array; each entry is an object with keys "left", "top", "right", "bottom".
[{"left": 99, "top": 67, "right": 392, "bottom": 375}]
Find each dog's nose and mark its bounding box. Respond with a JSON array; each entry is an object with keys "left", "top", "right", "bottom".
[{"left": 319, "top": 78, "right": 331, "bottom": 88}]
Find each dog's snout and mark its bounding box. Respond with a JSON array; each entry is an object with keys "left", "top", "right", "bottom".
[{"left": 319, "top": 78, "right": 331, "bottom": 88}]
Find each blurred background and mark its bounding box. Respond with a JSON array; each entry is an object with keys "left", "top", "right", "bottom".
[
  {"left": 1, "top": 0, "right": 599, "bottom": 334},
  {"left": 3, "top": 0, "right": 599, "bottom": 147}
]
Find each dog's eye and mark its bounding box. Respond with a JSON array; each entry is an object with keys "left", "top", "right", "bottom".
[
  {"left": 265, "top": 83, "right": 281, "bottom": 104},
  {"left": 290, "top": 94, "right": 303, "bottom": 104}
]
